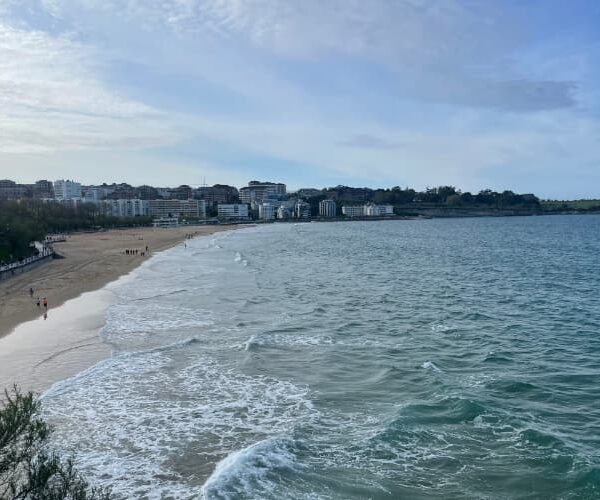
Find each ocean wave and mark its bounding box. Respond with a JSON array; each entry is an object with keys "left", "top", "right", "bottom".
[
  {"left": 394, "top": 397, "right": 486, "bottom": 426},
  {"left": 201, "top": 438, "right": 297, "bottom": 500},
  {"left": 41, "top": 353, "right": 316, "bottom": 498},
  {"left": 421, "top": 361, "right": 442, "bottom": 373}
]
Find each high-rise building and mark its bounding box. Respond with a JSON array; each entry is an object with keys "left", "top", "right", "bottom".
[
  {"left": 194, "top": 185, "right": 239, "bottom": 205},
  {"left": 258, "top": 203, "right": 276, "bottom": 220},
  {"left": 54, "top": 179, "right": 82, "bottom": 201},
  {"left": 147, "top": 199, "right": 205, "bottom": 219},
  {"left": 0, "top": 180, "right": 29, "bottom": 199},
  {"left": 319, "top": 199, "right": 337, "bottom": 217},
  {"left": 104, "top": 199, "right": 149, "bottom": 217},
  {"left": 33, "top": 180, "right": 54, "bottom": 199},
  {"left": 239, "top": 181, "right": 286, "bottom": 204}
]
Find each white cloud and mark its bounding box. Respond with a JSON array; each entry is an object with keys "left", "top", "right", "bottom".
[
  {"left": 0, "top": 0, "right": 599, "bottom": 197},
  {"left": 0, "top": 22, "right": 179, "bottom": 153}
]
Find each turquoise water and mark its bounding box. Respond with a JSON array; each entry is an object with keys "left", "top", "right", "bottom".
[{"left": 43, "top": 216, "right": 600, "bottom": 499}]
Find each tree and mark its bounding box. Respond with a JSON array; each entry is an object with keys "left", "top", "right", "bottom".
[{"left": 0, "top": 387, "right": 111, "bottom": 500}]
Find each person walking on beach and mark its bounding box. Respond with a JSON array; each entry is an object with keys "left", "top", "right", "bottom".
[
  {"left": 29, "top": 287, "right": 34, "bottom": 297},
  {"left": 36, "top": 297, "right": 40, "bottom": 307},
  {"left": 42, "top": 297, "right": 48, "bottom": 309}
]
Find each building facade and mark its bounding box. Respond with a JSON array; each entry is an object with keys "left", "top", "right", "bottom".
[
  {"left": 195, "top": 185, "right": 239, "bottom": 205},
  {"left": 319, "top": 199, "right": 337, "bottom": 217},
  {"left": 54, "top": 179, "right": 82, "bottom": 201},
  {"left": 33, "top": 180, "right": 54, "bottom": 199},
  {"left": 0, "top": 180, "right": 29, "bottom": 199},
  {"left": 104, "top": 199, "right": 149, "bottom": 217},
  {"left": 217, "top": 204, "right": 249, "bottom": 220},
  {"left": 342, "top": 205, "right": 364, "bottom": 217},
  {"left": 239, "top": 181, "right": 286, "bottom": 204},
  {"left": 364, "top": 204, "right": 394, "bottom": 216},
  {"left": 147, "top": 199, "right": 205, "bottom": 219},
  {"left": 295, "top": 201, "right": 311, "bottom": 219},
  {"left": 258, "top": 203, "right": 276, "bottom": 220}
]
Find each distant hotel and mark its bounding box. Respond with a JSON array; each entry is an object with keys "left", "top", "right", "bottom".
[
  {"left": 218, "top": 204, "right": 249, "bottom": 220},
  {"left": 147, "top": 199, "right": 205, "bottom": 219},
  {"left": 54, "top": 179, "right": 82, "bottom": 201},
  {"left": 239, "top": 181, "right": 286, "bottom": 204},
  {"left": 342, "top": 203, "right": 394, "bottom": 217},
  {"left": 319, "top": 199, "right": 337, "bottom": 217},
  {"left": 104, "top": 199, "right": 206, "bottom": 219}
]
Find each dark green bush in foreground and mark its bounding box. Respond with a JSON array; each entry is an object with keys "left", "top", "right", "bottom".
[{"left": 0, "top": 387, "right": 111, "bottom": 500}]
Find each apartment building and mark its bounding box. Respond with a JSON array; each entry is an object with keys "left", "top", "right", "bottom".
[
  {"left": 239, "top": 181, "right": 286, "bottom": 204},
  {"left": 217, "top": 204, "right": 249, "bottom": 220},
  {"left": 147, "top": 199, "right": 206, "bottom": 219},
  {"left": 54, "top": 179, "right": 82, "bottom": 201},
  {"left": 104, "top": 199, "right": 149, "bottom": 217},
  {"left": 319, "top": 199, "right": 337, "bottom": 217}
]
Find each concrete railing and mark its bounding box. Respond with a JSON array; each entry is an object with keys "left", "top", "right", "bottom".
[{"left": 0, "top": 250, "right": 54, "bottom": 282}]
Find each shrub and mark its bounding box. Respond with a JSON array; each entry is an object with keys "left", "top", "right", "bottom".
[{"left": 0, "top": 387, "right": 111, "bottom": 500}]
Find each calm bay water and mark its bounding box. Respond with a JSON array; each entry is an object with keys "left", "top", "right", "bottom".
[{"left": 42, "top": 216, "right": 600, "bottom": 499}]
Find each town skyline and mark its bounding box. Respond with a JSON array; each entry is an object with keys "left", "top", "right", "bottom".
[{"left": 0, "top": 174, "right": 598, "bottom": 202}]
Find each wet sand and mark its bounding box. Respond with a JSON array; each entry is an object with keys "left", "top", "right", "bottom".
[
  {"left": 0, "top": 287, "right": 114, "bottom": 394},
  {"left": 0, "top": 225, "right": 240, "bottom": 393}
]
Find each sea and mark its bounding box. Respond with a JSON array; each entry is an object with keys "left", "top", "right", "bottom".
[{"left": 41, "top": 215, "right": 600, "bottom": 499}]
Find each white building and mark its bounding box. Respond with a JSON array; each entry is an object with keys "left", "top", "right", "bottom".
[
  {"left": 258, "top": 203, "right": 276, "bottom": 220},
  {"left": 342, "top": 205, "right": 364, "bottom": 217},
  {"left": 105, "top": 199, "right": 149, "bottom": 217},
  {"left": 147, "top": 199, "right": 205, "bottom": 219},
  {"left": 295, "top": 201, "right": 311, "bottom": 219},
  {"left": 364, "top": 204, "right": 394, "bottom": 217},
  {"left": 319, "top": 199, "right": 337, "bottom": 217},
  {"left": 239, "top": 181, "right": 286, "bottom": 204},
  {"left": 54, "top": 179, "right": 82, "bottom": 201},
  {"left": 218, "top": 204, "right": 249, "bottom": 220},
  {"left": 277, "top": 205, "right": 292, "bottom": 219}
]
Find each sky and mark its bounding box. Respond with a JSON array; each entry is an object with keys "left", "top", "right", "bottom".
[{"left": 0, "top": 0, "right": 600, "bottom": 198}]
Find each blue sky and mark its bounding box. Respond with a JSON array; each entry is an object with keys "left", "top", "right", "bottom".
[{"left": 0, "top": 0, "right": 599, "bottom": 198}]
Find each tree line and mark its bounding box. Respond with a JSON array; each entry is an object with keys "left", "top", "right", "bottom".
[
  {"left": 303, "top": 186, "right": 541, "bottom": 216},
  {"left": 0, "top": 200, "right": 151, "bottom": 263}
]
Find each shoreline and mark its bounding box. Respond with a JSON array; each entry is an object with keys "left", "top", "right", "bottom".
[
  {"left": 0, "top": 225, "right": 242, "bottom": 394},
  {"left": 0, "top": 225, "right": 235, "bottom": 340}
]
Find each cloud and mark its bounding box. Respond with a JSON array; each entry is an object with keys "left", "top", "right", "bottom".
[
  {"left": 0, "top": 22, "right": 179, "bottom": 153},
  {"left": 38, "top": 0, "right": 578, "bottom": 112},
  {"left": 0, "top": 0, "right": 599, "bottom": 197}
]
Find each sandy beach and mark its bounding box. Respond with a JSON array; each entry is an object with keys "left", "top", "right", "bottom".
[
  {"left": 0, "top": 225, "right": 239, "bottom": 393},
  {"left": 0, "top": 225, "right": 234, "bottom": 339}
]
